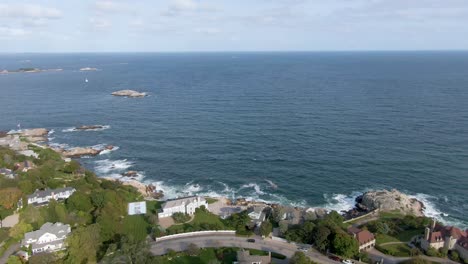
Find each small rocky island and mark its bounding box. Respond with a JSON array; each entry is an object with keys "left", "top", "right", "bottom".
[
  {"left": 111, "top": 90, "right": 147, "bottom": 97},
  {"left": 0, "top": 68, "right": 62, "bottom": 74},
  {"left": 75, "top": 125, "right": 108, "bottom": 131},
  {"left": 344, "top": 189, "right": 424, "bottom": 219},
  {"left": 79, "top": 67, "right": 98, "bottom": 71}
]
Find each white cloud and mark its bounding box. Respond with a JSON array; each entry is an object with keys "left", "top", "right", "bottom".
[
  {"left": 89, "top": 17, "right": 112, "bottom": 30},
  {"left": 0, "top": 26, "right": 30, "bottom": 38},
  {"left": 194, "top": 27, "right": 220, "bottom": 35},
  {"left": 171, "top": 0, "right": 197, "bottom": 12},
  {"left": 0, "top": 4, "right": 62, "bottom": 19},
  {"left": 95, "top": 0, "right": 131, "bottom": 14}
]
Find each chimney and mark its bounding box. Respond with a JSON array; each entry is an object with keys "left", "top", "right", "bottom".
[
  {"left": 431, "top": 218, "right": 436, "bottom": 230},
  {"left": 424, "top": 227, "right": 430, "bottom": 241}
]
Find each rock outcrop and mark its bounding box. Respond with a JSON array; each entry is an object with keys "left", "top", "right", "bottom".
[
  {"left": 79, "top": 67, "right": 98, "bottom": 71},
  {"left": 75, "top": 125, "right": 106, "bottom": 131},
  {"left": 60, "top": 147, "right": 101, "bottom": 157},
  {"left": 111, "top": 90, "right": 147, "bottom": 98},
  {"left": 9, "top": 128, "right": 49, "bottom": 142},
  {"left": 356, "top": 189, "right": 424, "bottom": 216}
]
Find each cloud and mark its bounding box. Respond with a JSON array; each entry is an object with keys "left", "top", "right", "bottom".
[
  {"left": 0, "top": 4, "right": 62, "bottom": 19},
  {"left": 94, "top": 0, "right": 131, "bottom": 14},
  {"left": 170, "top": 0, "right": 197, "bottom": 12},
  {"left": 194, "top": 27, "right": 220, "bottom": 35},
  {"left": 89, "top": 17, "right": 112, "bottom": 30},
  {"left": 0, "top": 26, "right": 30, "bottom": 38}
]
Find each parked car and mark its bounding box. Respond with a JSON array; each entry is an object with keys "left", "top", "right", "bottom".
[
  {"left": 329, "top": 256, "right": 341, "bottom": 262},
  {"left": 247, "top": 239, "right": 255, "bottom": 243},
  {"left": 298, "top": 247, "right": 308, "bottom": 252},
  {"left": 342, "top": 259, "right": 354, "bottom": 264}
]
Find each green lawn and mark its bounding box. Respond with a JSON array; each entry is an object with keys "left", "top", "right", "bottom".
[
  {"left": 206, "top": 198, "right": 218, "bottom": 204},
  {"left": 192, "top": 209, "right": 225, "bottom": 227},
  {"left": 376, "top": 229, "right": 423, "bottom": 245},
  {"left": 377, "top": 243, "right": 412, "bottom": 257},
  {"left": 156, "top": 248, "right": 238, "bottom": 264}
]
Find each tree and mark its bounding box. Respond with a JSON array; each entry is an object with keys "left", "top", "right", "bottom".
[
  {"left": 186, "top": 243, "right": 200, "bottom": 256},
  {"left": 66, "top": 192, "right": 93, "bottom": 212},
  {"left": 279, "top": 220, "right": 289, "bottom": 234},
  {"left": 260, "top": 221, "right": 273, "bottom": 237},
  {"left": 313, "top": 226, "right": 331, "bottom": 252},
  {"left": 21, "top": 205, "right": 44, "bottom": 229},
  {"left": 9, "top": 221, "right": 33, "bottom": 240},
  {"left": 0, "top": 187, "right": 22, "bottom": 209},
  {"left": 6, "top": 256, "right": 22, "bottom": 264},
  {"left": 289, "top": 251, "right": 313, "bottom": 264},
  {"left": 449, "top": 250, "right": 460, "bottom": 262},
  {"left": 332, "top": 233, "right": 359, "bottom": 258},
  {"left": 358, "top": 252, "right": 370, "bottom": 263},
  {"left": 273, "top": 207, "right": 286, "bottom": 223},
  {"left": 172, "top": 212, "right": 191, "bottom": 223},
  {"left": 65, "top": 224, "right": 102, "bottom": 264}
]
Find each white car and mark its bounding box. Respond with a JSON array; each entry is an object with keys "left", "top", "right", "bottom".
[{"left": 342, "top": 260, "right": 354, "bottom": 264}]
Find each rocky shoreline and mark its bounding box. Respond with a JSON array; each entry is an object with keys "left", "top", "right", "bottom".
[{"left": 111, "top": 89, "right": 147, "bottom": 97}]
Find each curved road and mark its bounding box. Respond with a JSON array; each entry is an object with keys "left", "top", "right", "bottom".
[{"left": 150, "top": 234, "right": 338, "bottom": 264}]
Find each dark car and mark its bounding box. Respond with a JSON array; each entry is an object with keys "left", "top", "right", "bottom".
[
  {"left": 247, "top": 239, "right": 256, "bottom": 243},
  {"left": 329, "top": 256, "right": 341, "bottom": 262}
]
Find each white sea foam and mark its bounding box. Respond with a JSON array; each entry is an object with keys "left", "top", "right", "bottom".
[
  {"left": 99, "top": 146, "right": 119, "bottom": 155},
  {"left": 62, "top": 125, "right": 110, "bottom": 132},
  {"left": 239, "top": 183, "right": 265, "bottom": 195},
  {"left": 94, "top": 159, "right": 133, "bottom": 174},
  {"left": 48, "top": 129, "right": 55, "bottom": 135},
  {"left": 321, "top": 191, "right": 363, "bottom": 213}
]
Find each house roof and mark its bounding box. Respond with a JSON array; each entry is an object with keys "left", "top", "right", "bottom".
[
  {"left": 27, "top": 187, "right": 75, "bottom": 200},
  {"left": 429, "top": 224, "right": 467, "bottom": 243},
  {"left": 24, "top": 222, "right": 70, "bottom": 243},
  {"left": 237, "top": 250, "right": 271, "bottom": 264},
  {"left": 162, "top": 196, "right": 205, "bottom": 210},
  {"left": 347, "top": 227, "right": 375, "bottom": 245}
]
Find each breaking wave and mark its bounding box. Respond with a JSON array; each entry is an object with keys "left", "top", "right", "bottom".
[
  {"left": 94, "top": 159, "right": 133, "bottom": 174},
  {"left": 62, "top": 125, "right": 110, "bottom": 132}
]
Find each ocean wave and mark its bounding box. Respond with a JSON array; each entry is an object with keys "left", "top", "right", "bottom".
[
  {"left": 239, "top": 183, "right": 265, "bottom": 195},
  {"left": 62, "top": 125, "right": 110, "bottom": 132},
  {"left": 94, "top": 159, "right": 133, "bottom": 174},
  {"left": 99, "top": 146, "right": 119, "bottom": 155},
  {"left": 48, "top": 129, "right": 55, "bottom": 135}
]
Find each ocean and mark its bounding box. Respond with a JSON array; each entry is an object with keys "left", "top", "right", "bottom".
[{"left": 0, "top": 52, "right": 467, "bottom": 228}]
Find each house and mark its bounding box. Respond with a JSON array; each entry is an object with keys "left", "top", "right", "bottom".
[
  {"left": 0, "top": 168, "right": 16, "bottom": 179},
  {"left": 247, "top": 205, "right": 268, "bottom": 227},
  {"left": 158, "top": 196, "right": 208, "bottom": 218},
  {"left": 421, "top": 219, "right": 468, "bottom": 258},
  {"left": 25, "top": 187, "right": 76, "bottom": 207},
  {"left": 234, "top": 249, "right": 271, "bottom": 264},
  {"left": 14, "top": 160, "right": 35, "bottom": 172},
  {"left": 22, "top": 222, "right": 71, "bottom": 255},
  {"left": 348, "top": 226, "right": 376, "bottom": 251},
  {"left": 128, "top": 201, "right": 147, "bottom": 215}
]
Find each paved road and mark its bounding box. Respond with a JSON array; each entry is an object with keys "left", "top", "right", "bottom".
[
  {"left": 150, "top": 234, "right": 339, "bottom": 264},
  {"left": 0, "top": 243, "right": 20, "bottom": 264},
  {"left": 368, "top": 248, "right": 459, "bottom": 264}
]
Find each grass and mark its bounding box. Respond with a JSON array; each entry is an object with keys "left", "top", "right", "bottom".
[
  {"left": 192, "top": 209, "right": 225, "bottom": 227},
  {"left": 147, "top": 200, "right": 163, "bottom": 212},
  {"left": 0, "top": 228, "right": 9, "bottom": 245},
  {"left": 376, "top": 243, "right": 412, "bottom": 257},
  {"left": 376, "top": 229, "right": 423, "bottom": 245},
  {"left": 379, "top": 211, "right": 405, "bottom": 220},
  {"left": 156, "top": 248, "right": 238, "bottom": 264},
  {"left": 206, "top": 197, "right": 218, "bottom": 204}
]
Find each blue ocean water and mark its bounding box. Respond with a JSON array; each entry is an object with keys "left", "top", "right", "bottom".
[{"left": 0, "top": 52, "right": 467, "bottom": 227}]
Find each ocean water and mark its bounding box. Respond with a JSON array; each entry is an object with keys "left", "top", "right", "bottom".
[{"left": 0, "top": 52, "right": 467, "bottom": 228}]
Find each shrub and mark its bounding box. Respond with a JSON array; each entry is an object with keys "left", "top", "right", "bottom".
[{"left": 172, "top": 212, "right": 191, "bottom": 223}]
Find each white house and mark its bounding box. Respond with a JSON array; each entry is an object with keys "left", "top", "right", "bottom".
[
  {"left": 22, "top": 222, "right": 71, "bottom": 255},
  {"left": 158, "top": 196, "right": 208, "bottom": 218},
  {"left": 247, "top": 205, "right": 268, "bottom": 227},
  {"left": 128, "top": 201, "right": 147, "bottom": 215},
  {"left": 25, "top": 187, "right": 76, "bottom": 207}
]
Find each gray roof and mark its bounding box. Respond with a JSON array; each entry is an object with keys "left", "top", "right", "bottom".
[
  {"left": 24, "top": 222, "right": 70, "bottom": 243},
  {"left": 31, "top": 238, "right": 65, "bottom": 250},
  {"left": 162, "top": 196, "right": 205, "bottom": 210},
  {"left": 27, "top": 187, "right": 75, "bottom": 200},
  {"left": 0, "top": 168, "right": 14, "bottom": 174}
]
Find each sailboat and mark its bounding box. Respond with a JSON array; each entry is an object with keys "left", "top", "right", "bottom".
[{"left": 85, "top": 78, "right": 88, "bottom": 83}]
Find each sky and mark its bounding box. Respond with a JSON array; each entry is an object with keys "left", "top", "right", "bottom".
[{"left": 0, "top": 0, "right": 468, "bottom": 52}]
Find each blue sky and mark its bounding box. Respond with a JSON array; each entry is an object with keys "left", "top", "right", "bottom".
[{"left": 1, "top": 0, "right": 467, "bottom": 52}]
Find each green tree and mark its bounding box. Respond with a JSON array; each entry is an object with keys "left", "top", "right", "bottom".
[
  {"left": 65, "top": 224, "right": 102, "bottom": 264},
  {"left": 9, "top": 220, "right": 33, "bottom": 240},
  {"left": 66, "top": 192, "right": 93, "bottom": 212},
  {"left": 260, "top": 221, "right": 273, "bottom": 237},
  {"left": 332, "top": 233, "right": 359, "bottom": 258},
  {"left": 313, "top": 225, "right": 331, "bottom": 252},
  {"left": 6, "top": 256, "right": 22, "bottom": 264},
  {"left": 273, "top": 207, "right": 285, "bottom": 223},
  {"left": 186, "top": 243, "right": 200, "bottom": 256},
  {"left": 21, "top": 205, "right": 45, "bottom": 229},
  {"left": 289, "top": 251, "right": 313, "bottom": 264}
]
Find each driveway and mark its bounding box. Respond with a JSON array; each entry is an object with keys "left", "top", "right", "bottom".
[
  {"left": 368, "top": 248, "right": 459, "bottom": 264},
  {"left": 0, "top": 243, "right": 20, "bottom": 264},
  {"left": 150, "top": 233, "right": 339, "bottom": 264},
  {"left": 1, "top": 213, "right": 19, "bottom": 228}
]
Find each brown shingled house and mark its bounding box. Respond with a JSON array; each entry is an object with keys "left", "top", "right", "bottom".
[{"left": 348, "top": 226, "right": 376, "bottom": 251}]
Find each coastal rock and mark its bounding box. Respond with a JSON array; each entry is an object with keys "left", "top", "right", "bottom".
[
  {"left": 76, "top": 125, "right": 106, "bottom": 131},
  {"left": 62, "top": 147, "right": 101, "bottom": 157},
  {"left": 122, "top": 170, "right": 138, "bottom": 177},
  {"left": 20, "top": 128, "right": 49, "bottom": 137},
  {"left": 358, "top": 189, "right": 424, "bottom": 216},
  {"left": 111, "top": 90, "right": 147, "bottom": 98}
]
